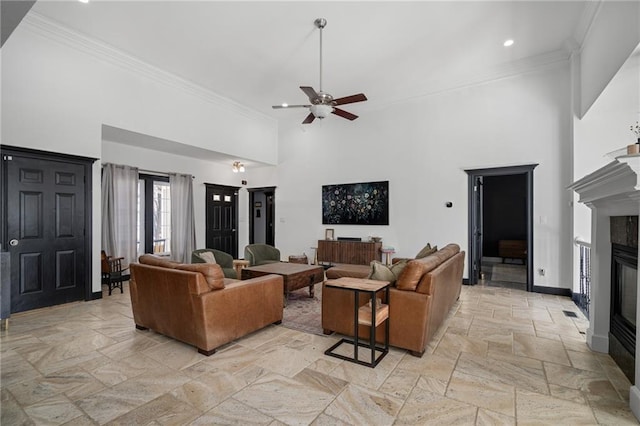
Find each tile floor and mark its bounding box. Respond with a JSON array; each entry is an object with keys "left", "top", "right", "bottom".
[{"left": 1, "top": 282, "right": 638, "bottom": 425}]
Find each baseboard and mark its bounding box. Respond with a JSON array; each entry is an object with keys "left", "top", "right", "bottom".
[
  {"left": 571, "top": 292, "right": 581, "bottom": 304},
  {"left": 571, "top": 292, "right": 589, "bottom": 317},
  {"left": 532, "top": 285, "right": 572, "bottom": 297},
  {"left": 462, "top": 278, "right": 470, "bottom": 285},
  {"left": 630, "top": 386, "right": 640, "bottom": 422},
  {"left": 90, "top": 291, "right": 103, "bottom": 300},
  {"left": 587, "top": 328, "right": 609, "bottom": 353}
]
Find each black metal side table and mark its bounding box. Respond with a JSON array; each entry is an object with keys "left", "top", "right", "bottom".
[{"left": 324, "top": 277, "right": 390, "bottom": 368}]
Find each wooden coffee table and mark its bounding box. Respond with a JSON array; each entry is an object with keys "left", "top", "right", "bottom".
[{"left": 241, "top": 263, "right": 324, "bottom": 302}]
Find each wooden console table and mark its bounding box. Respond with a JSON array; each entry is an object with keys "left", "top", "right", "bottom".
[
  {"left": 498, "top": 240, "right": 527, "bottom": 263},
  {"left": 317, "top": 240, "right": 382, "bottom": 265}
]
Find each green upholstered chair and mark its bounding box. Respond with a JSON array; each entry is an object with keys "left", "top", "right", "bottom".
[
  {"left": 191, "top": 249, "right": 237, "bottom": 279},
  {"left": 244, "top": 244, "right": 281, "bottom": 266}
]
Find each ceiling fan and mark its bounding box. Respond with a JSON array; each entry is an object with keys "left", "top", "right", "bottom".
[{"left": 272, "top": 18, "right": 368, "bottom": 124}]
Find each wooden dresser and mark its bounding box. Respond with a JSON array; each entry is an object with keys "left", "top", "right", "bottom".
[{"left": 317, "top": 240, "right": 382, "bottom": 265}]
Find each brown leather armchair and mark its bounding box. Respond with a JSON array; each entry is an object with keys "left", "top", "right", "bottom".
[{"left": 130, "top": 255, "right": 283, "bottom": 355}]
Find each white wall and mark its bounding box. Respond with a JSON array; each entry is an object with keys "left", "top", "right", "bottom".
[
  {"left": 571, "top": 52, "right": 640, "bottom": 292},
  {"left": 1, "top": 19, "right": 278, "bottom": 293},
  {"left": 579, "top": 1, "right": 640, "bottom": 117},
  {"left": 575, "top": 54, "right": 640, "bottom": 182},
  {"left": 276, "top": 65, "right": 573, "bottom": 288}
]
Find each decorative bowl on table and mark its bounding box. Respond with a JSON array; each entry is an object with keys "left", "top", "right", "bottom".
[{"left": 370, "top": 236, "right": 382, "bottom": 243}]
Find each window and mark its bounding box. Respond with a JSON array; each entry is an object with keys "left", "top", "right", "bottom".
[{"left": 138, "top": 174, "right": 171, "bottom": 256}]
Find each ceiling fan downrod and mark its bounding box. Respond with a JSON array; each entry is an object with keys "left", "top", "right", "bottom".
[{"left": 314, "top": 18, "right": 327, "bottom": 93}]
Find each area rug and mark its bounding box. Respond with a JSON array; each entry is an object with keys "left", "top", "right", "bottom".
[
  {"left": 282, "top": 283, "right": 324, "bottom": 335},
  {"left": 491, "top": 263, "right": 526, "bottom": 284}
]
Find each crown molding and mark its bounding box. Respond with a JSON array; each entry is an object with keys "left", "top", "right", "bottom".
[
  {"left": 573, "top": 0, "right": 603, "bottom": 52},
  {"left": 364, "top": 49, "right": 570, "bottom": 113},
  {"left": 22, "top": 12, "right": 275, "bottom": 125}
]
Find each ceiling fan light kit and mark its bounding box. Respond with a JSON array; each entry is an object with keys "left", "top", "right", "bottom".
[
  {"left": 310, "top": 104, "right": 333, "bottom": 119},
  {"left": 272, "top": 18, "right": 367, "bottom": 124}
]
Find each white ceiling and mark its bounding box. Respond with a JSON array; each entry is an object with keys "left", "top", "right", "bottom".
[{"left": 31, "top": 0, "right": 592, "bottom": 124}]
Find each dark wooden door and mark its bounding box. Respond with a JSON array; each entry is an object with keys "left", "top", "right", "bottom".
[
  {"left": 249, "top": 187, "right": 276, "bottom": 246},
  {"left": 265, "top": 191, "right": 275, "bottom": 246},
  {"left": 205, "top": 184, "right": 238, "bottom": 258},
  {"left": 4, "top": 153, "right": 88, "bottom": 312},
  {"left": 473, "top": 176, "right": 483, "bottom": 283}
]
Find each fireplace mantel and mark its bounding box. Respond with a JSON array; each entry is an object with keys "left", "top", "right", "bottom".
[
  {"left": 571, "top": 155, "right": 640, "bottom": 213},
  {"left": 570, "top": 153, "right": 640, "bottom": 420}
]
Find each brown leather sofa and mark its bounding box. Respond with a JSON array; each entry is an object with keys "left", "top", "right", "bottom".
[
  {"left": 130, "top": 254, "right": 283, "bottom": 356},
  {"left": 321, "top": 244, "right": 465, "bottom": 357}
]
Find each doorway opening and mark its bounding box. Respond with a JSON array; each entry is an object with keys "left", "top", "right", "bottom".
[
  {"left": 465, "top": 164, "right": 537, "bottom": 291},
  {"left": 248, "top": 187, "right": 276, "bottom": 246}
]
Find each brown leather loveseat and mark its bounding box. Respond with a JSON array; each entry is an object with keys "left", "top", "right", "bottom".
[
  {"left": 130, "top": 254, "right": 283, "bottom": 356},
  {"left": 322, "top": 244, "right": 465, "bottom": 357}
]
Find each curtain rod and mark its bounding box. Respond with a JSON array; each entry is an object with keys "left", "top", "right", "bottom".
[{"left": 102, "top": 163, "right": 195, "bottom": 179}]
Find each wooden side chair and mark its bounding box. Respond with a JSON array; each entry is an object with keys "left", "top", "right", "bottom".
[{"left": 101, "top": 250, "right": 131, "bottom": 295}]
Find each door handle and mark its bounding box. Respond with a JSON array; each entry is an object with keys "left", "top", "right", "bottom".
[{"left": 9, "top": 239, "right": 18, "bottom": 247}]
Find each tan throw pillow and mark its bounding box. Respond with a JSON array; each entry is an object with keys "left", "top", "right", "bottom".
[
  {"left": 176, "top": 263, "right": 225, "bottom": 290},
  {"left": 197, "top": 251, "right": 217, "bottom": 264},
  {"left": 396, "top": 260, "right": 424, "bottom": 291},
  {"left": 368, "top": 261, "right": 396, "bottom": 283},
  {"left": 415, "top": 243, "right": 438, "bottom": 259}
]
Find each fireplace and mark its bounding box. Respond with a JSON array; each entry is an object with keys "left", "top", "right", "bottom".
[
  {"left": 570, "top": 155, "right": 640, "bottom": 421},
  {"left": 609, "top": 216, "right": 639, "bottom": 382}
]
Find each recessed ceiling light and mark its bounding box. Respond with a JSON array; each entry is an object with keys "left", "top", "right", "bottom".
[
  {"left": 504, "top": 39, "right": 514, "bottom": 47},
  {"left": 281, "top": 103, "right": 288, "bottom": 107}
]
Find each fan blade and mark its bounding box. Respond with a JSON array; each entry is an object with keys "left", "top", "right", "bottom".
[
  {"left": 333, "top": 93, "right": 367, "bottom": 106},
  {"left": 272, "top": 104, "right": 311, "bottom": 109},
  {"left": 332, "top": 108, "right": 358, "bottom": 121},
  {"left": 300, "top": 86, "right": 320, "bottom": 102},
  {"left": 302, "top": 113, "right": 316, "bottom": 124}
]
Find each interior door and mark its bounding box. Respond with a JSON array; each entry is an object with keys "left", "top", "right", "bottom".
[
  {"left": 249, "top": 187, "right": 276, "bottom": 246},
  {"left": 205, "top": 184, "right": 238, "bottom": 257},
  {"left": 265, "top": 191, "right": 275, "bottom": 246},
  {"left": 3, "top": 153, "right": 88, "bottom": 312},
  {"left": 472, "top": 176, "right": 483, "bottom": 283}
]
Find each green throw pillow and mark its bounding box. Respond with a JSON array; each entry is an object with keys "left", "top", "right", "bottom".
[
  {"left": 415, "top": 243, "right": 438, "bottom": 259},
  {"left": 390, "top": 259, "right": 409, "bottom": 279},
  {"left": 368, "top": 259, "right": 409, "bottom": 284},
  {"left": 368, "top": 261, "right": 396, "bottom": 283}
]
